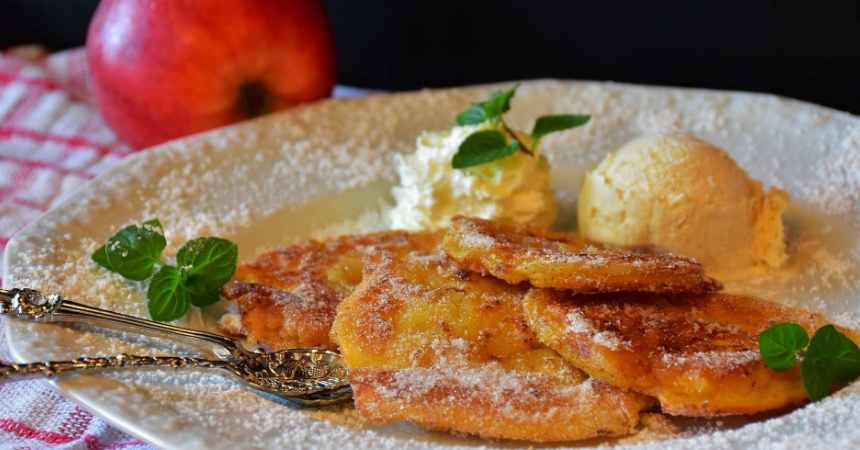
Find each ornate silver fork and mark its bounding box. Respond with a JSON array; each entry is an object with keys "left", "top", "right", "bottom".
[{"left": 0, "top": 288, "right": 351, "bottom": 405}]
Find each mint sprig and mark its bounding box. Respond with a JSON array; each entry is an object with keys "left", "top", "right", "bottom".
[
  {"left": 452, "top": 84, "right": 591, "bottom": 169},
  {"left": 92, "top": 220, "right": 237, "bottom": 322},
  {"left": 760, "top": 322, "right": 860, "bottom": 401}
]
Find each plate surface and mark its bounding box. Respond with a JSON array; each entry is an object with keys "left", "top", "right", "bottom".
[{"left": 5, "top": 80, "right": 860, "bottom": 449}]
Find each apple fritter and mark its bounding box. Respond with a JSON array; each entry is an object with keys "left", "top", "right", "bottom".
[
  {"left": 522, "top": 288, "right": 859, "bottom": 416},
  {"left": 219, "top": 230, "right": 442, "bottom": 350},
  {"left": 330, "top": 248, "right": 653, "bottom": 442},
  {"left": 444, "top": 216, "right": 721, "bottom": 294}
]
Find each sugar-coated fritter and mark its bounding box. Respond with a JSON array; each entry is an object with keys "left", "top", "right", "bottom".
[
  {"left": 444, "top": 216, "right": 722, "bottom": 294},
  {"left": 219, "top": 230, "right": 442, "bottom": 350},
  {"left": 331, "top": 248, "right": 653, "bottom": 441},
  {"left": 522, "top": 288, "right": 860, "bottom": 416}
]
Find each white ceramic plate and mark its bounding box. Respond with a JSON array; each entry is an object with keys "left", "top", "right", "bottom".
[{"left": 5, "top": 80, "right": 860, "bottom": 450}]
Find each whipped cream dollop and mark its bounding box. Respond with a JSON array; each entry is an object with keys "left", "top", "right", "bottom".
[{"left": 390, "top": 123, "right": 557, "bottom": 230}]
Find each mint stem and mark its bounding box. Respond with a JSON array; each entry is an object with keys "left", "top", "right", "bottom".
[{"left": 499, "top": 119, "right": 534, "bottom": 156}]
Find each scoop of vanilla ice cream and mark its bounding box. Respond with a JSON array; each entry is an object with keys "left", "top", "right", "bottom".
[
  {"left": 578, "top": 133, "right": 789, "bottom": 277},
  {"left": 390, "top": 123, "right": 557, "bottom": 230}
]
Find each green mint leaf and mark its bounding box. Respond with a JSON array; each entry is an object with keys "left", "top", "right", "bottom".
[
  {"left": 91, "top": 245, "right": 112, "bottom": 271},
  {"left": 453, "top": 130, "right": 520, "bottom": 169},
  {"left": 759, "top": 323, "right": 809, "bottom": 371},
  {"left": 530, "top": 114, "right": 591, "bottom": 144},
  {"left": 104, "top": 223, "right": 167, "bottom": 281},
  {"left": 797, "top": 325, "right": 860, "bottom": 402},
  {"left": 807, "top": 325, "right": 860, "bottom": 385},
  {"left": 183, "top": 275, "right": 223, "bottom": 304},
  {"left": 801, "top": 355, "right": 830, "bottom": 402},
  {"left": 177, "top": 237, "right": 238, "bottom": 283},
  {"left": 147, "top": 265, "right": 189, "bottom": 322},
  {"left": 176, "top": 237, "right": 236, "bottom": 308},
  {"left": 188, "top": 290, "right": 221, "bottom": 307},
  {"left": 457, "top": 104, "right": 487, "bottom": 125},
  {"left": 830, "top": 336, "right": 860, "bottom": 383},
  {"left": 177, "top": 237, "right": 238, "bottom": 280},
  {"left": 481, "top": 84, "right": 519, "bottom": 119},
  {"left": 141, "top": 218, "right": 164, "bottom": 232},
  {"left": 457, "top": 84, "right": 521, "bottom": 125}
]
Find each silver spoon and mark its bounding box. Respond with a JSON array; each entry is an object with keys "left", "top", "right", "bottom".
[
  {"left": 0, "top": 350, "right": 350, "bottom": 405},
  {"left": 0, "top": 288, "right": 351, "bottom": 405}
]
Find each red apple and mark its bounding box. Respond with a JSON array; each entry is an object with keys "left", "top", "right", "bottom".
[{"left": 86, "top": 0, "right": 336, "bottom": 149}]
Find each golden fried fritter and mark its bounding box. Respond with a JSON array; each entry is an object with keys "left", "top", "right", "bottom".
[
  {"left": 444, "top": 216, "right": 721, "bottom": 294},
  {"left": 219, "top": 230, "right": 442, "bottom": 350},
  {"left": 331, "top": 248, "right": 652, "bottom": 442},
  {"left": 522, "top": 288, "right": 858, "bottom": 416}
]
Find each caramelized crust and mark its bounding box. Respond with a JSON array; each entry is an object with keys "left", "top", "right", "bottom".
[
  {"left": 349, "top": 368, "right": 647, "bottom": 442},
  {"left": 444, "top": 216, "right": 721, "bottom": 294},
  {"left": 331, "top": 248, "right": 652, "bottom": 441},
  {"left": 219, "top": 230, "right": 442, "bottom": 350},
  {"left": 523, "top": 288, "right": 857, "bottom": 416}
]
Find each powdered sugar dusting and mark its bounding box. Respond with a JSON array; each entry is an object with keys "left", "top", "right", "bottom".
[
  {"left": 663, "top": 350, "right": 761, "bottom": 369},
  {"left": 797, "top": 122, "right": 860, "bottom": 228},
  {"left": 4, "top": 80, "right": 860, "bottom": 449},
  {"left": 566, "top": 311, "right": 627, "bottom": 350},
  {"left": 371, "top": 338, "right": 597, "bottom": 421}
]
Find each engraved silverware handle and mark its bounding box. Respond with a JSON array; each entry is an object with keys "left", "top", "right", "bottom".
[
  {"left": 0, "top": 353, "right": 224, "bottom": 382},
  {"left": 0, "top": 353, "right": 350, "bottom": 405},
  {"left": 0, "top": 288, "right": 242, "bottom": 360},
  {"left": 0, "top": 288, "right": 353, "bottom": 405}
]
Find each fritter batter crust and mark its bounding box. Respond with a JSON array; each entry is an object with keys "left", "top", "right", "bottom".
[
  {"left": 523, "top": 288, "right": 858, "bottom": 416},
  {"left": 331, "top": 248, "right": 652, "bottom": 441},
  {"left": 219, "top": 230, "right": 442, "bottom": 350},
  {"left": 444, "top": 216, "right": 721, "bottom": 294}
]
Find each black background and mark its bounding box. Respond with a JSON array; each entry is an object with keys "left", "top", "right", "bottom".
[{"left": 2, "top": 0, "right": 859, "bottom": 115}]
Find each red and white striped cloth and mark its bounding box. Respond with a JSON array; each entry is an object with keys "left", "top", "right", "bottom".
[{"left": 0, "top": 47, "right": 147, "bottom": 449}]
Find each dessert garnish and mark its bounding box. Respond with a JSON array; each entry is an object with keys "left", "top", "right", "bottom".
[
  {"left": 452, "top": 84, "right": 590, "bottom": 168},
  {"left": 92, "top": 219, "right": 237, "bottom": 321},
  {"left": 389, "top": 85, "right": 590, "bottom": 230},
  {"left": 760, "top": 322, "right": 860, "bottom": 401}
]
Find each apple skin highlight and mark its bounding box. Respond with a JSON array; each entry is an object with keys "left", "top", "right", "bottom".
[{"left": 86, "top": 0, "right": 337, "bottom": 149}]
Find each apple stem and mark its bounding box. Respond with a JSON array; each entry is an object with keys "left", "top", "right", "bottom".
[{"left": 237, "top": 81, "right": 272, "bottom": 118}]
